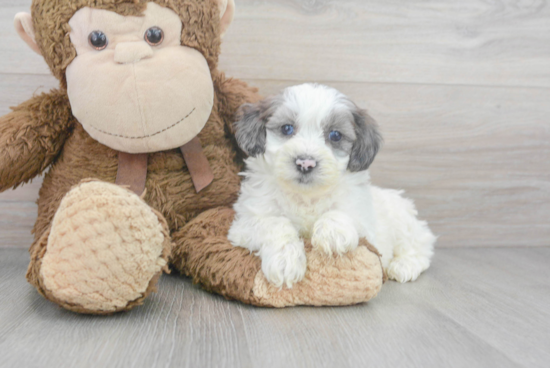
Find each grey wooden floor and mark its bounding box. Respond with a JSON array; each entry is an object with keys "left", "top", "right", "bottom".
[
  {"left": 1, "top": 247, "right": 549, "bottom": 368},
  {"left": 1, "top": 0, "right": 549, "bottom": 367}
]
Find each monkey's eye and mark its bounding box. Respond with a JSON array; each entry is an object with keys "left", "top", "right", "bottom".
[
  {"left": 145, "top": 27, "right": 164, "bottom": 46},
  {"left": 329, "top": 130, "right": 342, "bottom": 142},
  {"left": 88, "top": 31, "right": 108, "bottom": 50},
  {"left": 281, "top": 124, "right": 295, "bottom": 136}
]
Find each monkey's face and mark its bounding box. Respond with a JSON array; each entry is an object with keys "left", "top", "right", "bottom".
[{"left": 65, "top": 3, "right": 214, "bottom": 153}]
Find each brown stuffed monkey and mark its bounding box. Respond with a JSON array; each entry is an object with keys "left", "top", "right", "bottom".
[{"left": 0, "top": 0, "right": 384, "bottom": 314}]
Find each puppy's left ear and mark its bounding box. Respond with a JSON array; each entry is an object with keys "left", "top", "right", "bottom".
[{"left": 348, "top": 108, "right": 382, "bottom": 172}]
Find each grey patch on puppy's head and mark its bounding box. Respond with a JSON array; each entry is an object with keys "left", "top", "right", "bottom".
[
  {"left": 233, "top": 96, "right": 282, "bottom": 157},
  {"left": 347, "top": 102, "right": 382, "bottom": 172}
]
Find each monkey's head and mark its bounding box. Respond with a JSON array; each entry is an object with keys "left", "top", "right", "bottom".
[{"left": 14, "top": 0, "right": 235, "bottom": 153}]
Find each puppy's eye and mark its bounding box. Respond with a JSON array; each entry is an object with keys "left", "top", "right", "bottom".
[
  {"left": 145, "top": 27, "right": 164, "bottom": 46},
  {"left": 329, "top": 130, "right": 342, "bottom": 142},
  {"left": 281, "top": 124, "right": 295, "bottom": 136},
  {"left": 88, "top": 31, "right": 108, "bottom": 50}
]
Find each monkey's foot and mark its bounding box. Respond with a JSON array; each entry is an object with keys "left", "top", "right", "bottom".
[
  {"left": 171, "top": 208, "right": 385, "bottom": 308},
  {"left": 36, "top": 180, "right": 172, "bottom": 314}
]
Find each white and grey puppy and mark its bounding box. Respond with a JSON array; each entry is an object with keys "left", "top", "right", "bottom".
[{"left": 228, "top": 84, "right": 435, "bottom": 288}]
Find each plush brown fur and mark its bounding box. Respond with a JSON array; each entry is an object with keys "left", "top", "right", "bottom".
[
  {"left": 21, "top": 69, "right": 259, "bottom": 313},
  {"left": 171, "top": 207, "right": 263, "bottom": 304},
  {"left": 1, "top": 0, "right": 384, "bottom": 313},
  {"left": 0, "top": 0, "right": 260, "bottom": 313},
  {"left": 0, "top": 90, "right": 73, "bottom": 191}
]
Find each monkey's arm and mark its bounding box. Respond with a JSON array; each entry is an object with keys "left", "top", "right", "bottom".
[
  {"left": 0, "top": 89, "right": 73, "bottom": 192},
  {"left": 214, "top": 73, "right": 262, "bottom": 134}
]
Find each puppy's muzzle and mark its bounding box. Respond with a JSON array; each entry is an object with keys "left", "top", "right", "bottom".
[{"left": 296, "top": 156, "right": 317, "bottom": 174}]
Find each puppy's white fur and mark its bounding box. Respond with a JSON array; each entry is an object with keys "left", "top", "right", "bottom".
[{"left": 228, "top": 84, "right": 435, "bottom": 288}]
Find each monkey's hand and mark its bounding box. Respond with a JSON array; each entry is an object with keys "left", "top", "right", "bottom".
[{"left": 0, "top": 89, "right": 73, "bottom": 192}]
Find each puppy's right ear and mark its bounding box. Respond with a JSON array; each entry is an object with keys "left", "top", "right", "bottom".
[{"left": 233, "top": 102, "right": 268, "bottom": 157}]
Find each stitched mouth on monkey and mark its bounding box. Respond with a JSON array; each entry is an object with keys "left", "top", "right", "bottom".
[{"left": 65, "top": 3, "right": 215, "bottom": 154}]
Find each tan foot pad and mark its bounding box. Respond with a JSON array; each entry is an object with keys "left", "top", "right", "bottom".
[
  {"left": 39, "top": 180, "right": 171, "bottom": 314},
  {"left": 252, "top": 241, "right": 384, "bottom": 307},
  {"left": 173, "top": 208, "right": 384, "bottom": 308}
]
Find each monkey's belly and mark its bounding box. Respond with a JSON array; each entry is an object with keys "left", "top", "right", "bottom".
[
  {"left": 35, "top": 126, "right": 242, "bottom": 237},
  {"left": 145, "top": 146, "right": 242, "bottom": 231}
]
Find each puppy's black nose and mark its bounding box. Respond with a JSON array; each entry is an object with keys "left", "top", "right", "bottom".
[{"left": 296, "top": 157, "right": 317, "bottom": 174}]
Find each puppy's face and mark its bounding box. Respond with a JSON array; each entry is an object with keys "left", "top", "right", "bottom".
[{"left": 235, "top": 84, "right": 382, "bottom": 193}]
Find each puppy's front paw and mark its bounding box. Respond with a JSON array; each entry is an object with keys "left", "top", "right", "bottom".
[
  {"left": 260, "top": 241, "right": 307, "bottom": 288},
  {"left": 312, "top": 212, "right": 359, "bottom": 256}
]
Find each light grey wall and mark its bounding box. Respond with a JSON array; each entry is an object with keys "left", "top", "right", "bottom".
[{"left": 0, "top": 0, "right": 548, "bottom": 247}]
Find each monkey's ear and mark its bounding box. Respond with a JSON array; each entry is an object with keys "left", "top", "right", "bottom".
[
  {"left": 217, "top": 0, "right": 235, "bottom": 37},
  {"left": 14, "top": 13, "right": 41, "bottom": 55}
]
